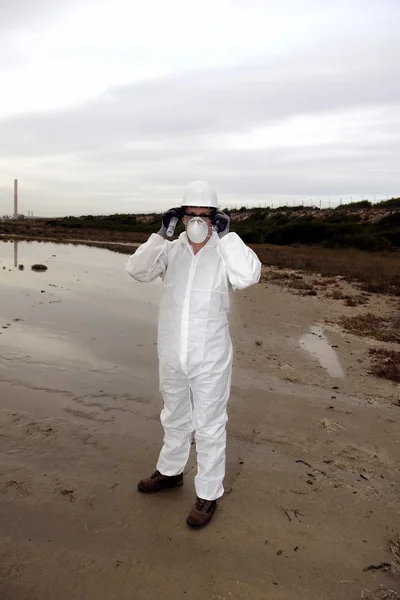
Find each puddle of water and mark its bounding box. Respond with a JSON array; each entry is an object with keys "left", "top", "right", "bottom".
[
  {"left": 299, "top": 325, "right": 344, "bottom": 378},
  {"left": 0, "top": 240, "right": 163, "bottom": 434}
]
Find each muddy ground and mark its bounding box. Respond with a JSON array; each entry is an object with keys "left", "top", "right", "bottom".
[{"left": 0, "top": 239, "right": 399, "bottom": 600}]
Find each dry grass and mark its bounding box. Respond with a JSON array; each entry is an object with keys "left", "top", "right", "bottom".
[
  {"left": 326, "top": 289, "right": 369, "bottom": 305},
  {"left": 267, "top": 271, "right": 318, "bottom": 295},
  {"left": 329, "top": 289, "right": 346, "bottom": 300},
  {"left": 369, "top": 348, "right": 400, "bottom": 383},
  {"left": 340, "top": 313, "right": 400, "bottom": 343},
  {"left": 344, "top": 294, "right": 369, "bottom": 307},
  {"left": 252, "top": 244, "right": 400, "bottom": 296},
  {"left": 288, "top": 279, "right": 314, "bottom": 292}
]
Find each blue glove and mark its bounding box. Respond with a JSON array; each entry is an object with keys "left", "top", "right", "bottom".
[
  {"left": 158, "top": 207, "right": 185, "bottom": 238},
  {"left": 213, "top": 212, "right": 230, "bottom": 238}
]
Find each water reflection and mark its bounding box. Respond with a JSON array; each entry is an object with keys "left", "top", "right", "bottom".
[
  {"left": 299, "top": 325, "right": 344, "bottom": 378},
  {"left": 0, "top": 240, "right": 162, "bottom": 432}
]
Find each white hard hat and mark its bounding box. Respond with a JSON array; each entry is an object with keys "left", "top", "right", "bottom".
[{"left": 181, "top": 181, "right": 219, "bottom": 209}]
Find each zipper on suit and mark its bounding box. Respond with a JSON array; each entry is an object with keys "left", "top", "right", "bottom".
[{"left": 180, "top": 253, "right": 198, "bottom": 373}]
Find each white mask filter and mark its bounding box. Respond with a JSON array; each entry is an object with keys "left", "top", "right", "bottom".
[{"left": 186, "top": 217, "right": 209, "bottom": 244}]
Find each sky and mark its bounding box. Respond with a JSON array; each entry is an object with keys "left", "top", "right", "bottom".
[{"left": 0, "top": 0, "right": 399, "bottom": 217}]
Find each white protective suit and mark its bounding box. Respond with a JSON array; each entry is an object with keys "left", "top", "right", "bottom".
[{"left": 126, "top": 230, "right": 261, "bottom": 500}]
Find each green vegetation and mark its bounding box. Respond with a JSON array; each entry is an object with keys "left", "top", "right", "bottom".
[
  {"left": 233, "top": 204, "right": 400, "bottom": 251},
  {"left": 46, "top": 199, "right": 400, "bottom": 252},
  {"left": 46, "top": 213, "right": 153, "bottom": 233},
  {"left": 375, "top": 197, "right": 400, "bottom": 209}
]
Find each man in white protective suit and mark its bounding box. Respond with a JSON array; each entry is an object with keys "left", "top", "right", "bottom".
[{"left": 126, "top": 181, "right": 261, "bottom": 529}]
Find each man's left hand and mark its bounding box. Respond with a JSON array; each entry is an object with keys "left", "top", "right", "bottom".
[{"left": 213, "top": 212, "right": 230, "bottom": 238}]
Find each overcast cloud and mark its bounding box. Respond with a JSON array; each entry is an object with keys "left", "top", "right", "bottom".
[{"left": 0, "top": 0, "right": 399, "bottom": 216}]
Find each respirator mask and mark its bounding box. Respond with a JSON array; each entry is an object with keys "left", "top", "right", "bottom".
[{"left": 186, "top": 217, "right": 210, "bottom": 244}]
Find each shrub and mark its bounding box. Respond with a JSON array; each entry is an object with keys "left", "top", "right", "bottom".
[
  {"left": 340, "top": 312, "right": 400, "bottom": 343},
  {"left": 369, "top": 348, "right": 400, "bottom": 382}
]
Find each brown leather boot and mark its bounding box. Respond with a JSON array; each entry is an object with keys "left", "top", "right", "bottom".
[
  {"left": 137, "top": 470, "right": 183, "bottom": 494},
  {"left": 186, "top": 497, "right": 217, "bottom": 528}
]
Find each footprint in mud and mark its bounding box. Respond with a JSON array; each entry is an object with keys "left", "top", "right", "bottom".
[
  {"left": 25, "top": 421, "right": 54, "bottom": 436},
  {"left": 63, "top": 407, "right": 115, "bottom": 423},
  {"left": 335, "top": 445, "right": 383, "bottom": 470},
  {"left": 55, "top": 488, "right": 76, "bottom": 502},
  {"left": 1, "top": 480, "right": 31, "bottom": 497}
]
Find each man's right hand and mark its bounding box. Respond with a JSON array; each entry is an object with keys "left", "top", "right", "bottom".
[
  {"left": 158, "top": 206, "right": 185, "bottom": 238},
  {"left": 162, "top": 207, "right": 185, "bottom": 230}
]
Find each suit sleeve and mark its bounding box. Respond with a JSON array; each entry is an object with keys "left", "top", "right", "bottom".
[
  {"left": 217, "top": 232, "right": 261, "bottom": 290},
  {"left": 126, "top": 233, "right": 170, "bottom": 283}
]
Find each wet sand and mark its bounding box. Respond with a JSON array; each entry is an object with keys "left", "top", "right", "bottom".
[{"left": 1, "top": 240, "right": 399, "bottom": 600}]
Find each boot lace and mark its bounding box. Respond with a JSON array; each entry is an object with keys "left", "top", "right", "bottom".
[{"left": 196, "top": 498, "right": 208, "bottom": 511}]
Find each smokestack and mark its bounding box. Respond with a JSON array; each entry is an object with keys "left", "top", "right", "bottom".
[{"left": 14, "top": 179, "right": 18, "bottom": 219}]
